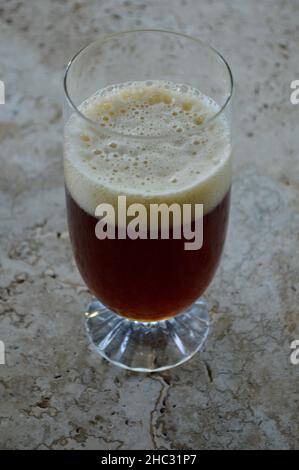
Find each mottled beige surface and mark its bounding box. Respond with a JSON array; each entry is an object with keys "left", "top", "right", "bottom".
[{"left": 0, "top": 0, "right": 298, "bottom": 450}]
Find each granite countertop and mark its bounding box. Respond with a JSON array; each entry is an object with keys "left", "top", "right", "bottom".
[{"left": 0, "top": 0, "right": 298, "bottom": 450}]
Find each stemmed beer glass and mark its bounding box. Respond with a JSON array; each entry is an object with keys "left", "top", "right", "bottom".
[{"left": 63, "top": 30, "right": 233, "bottom": 372}]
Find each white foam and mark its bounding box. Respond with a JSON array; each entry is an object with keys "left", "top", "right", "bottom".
[{"left": 64, "top": 81, "right": 232, "bottom": 217}]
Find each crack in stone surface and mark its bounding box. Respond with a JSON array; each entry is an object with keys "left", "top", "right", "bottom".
[{"left": 150, "top": 375, "right": 172, "bottom": 450}]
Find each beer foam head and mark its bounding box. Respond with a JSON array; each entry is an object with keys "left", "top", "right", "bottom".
[{"left": 64, "top": 81, "right": 231, "bottom": 216}]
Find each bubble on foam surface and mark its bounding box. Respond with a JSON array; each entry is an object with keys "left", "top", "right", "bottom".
[{"left": 64, "top": 80, "right": 231, "bottom": 216}]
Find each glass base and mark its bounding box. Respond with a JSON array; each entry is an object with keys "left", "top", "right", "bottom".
[{"left": 84, "top": 298, "right": 210, "bottom": 372}]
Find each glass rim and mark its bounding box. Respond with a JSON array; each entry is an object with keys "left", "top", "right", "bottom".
[{"left": 63, "top": 28, "right": 234, "bottom": 140}]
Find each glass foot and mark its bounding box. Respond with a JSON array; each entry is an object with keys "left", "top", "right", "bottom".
[{"left": 85, "top": 298, "right": 210, "bottom": 372}]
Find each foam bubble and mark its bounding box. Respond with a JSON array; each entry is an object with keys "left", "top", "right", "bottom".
[{"left": 64, "top": 80, "right": 231, "bottom": 217}]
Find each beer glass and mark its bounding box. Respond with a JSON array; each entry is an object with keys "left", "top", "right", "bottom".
[{"left": 63, "top": 30, "right": 233, "bottom": 371}]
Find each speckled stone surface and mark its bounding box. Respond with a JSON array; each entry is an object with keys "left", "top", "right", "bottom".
[{"left": 0, "top": 0, "right": 299, "bottom": 450}]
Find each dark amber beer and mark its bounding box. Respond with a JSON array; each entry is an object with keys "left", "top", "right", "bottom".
[
  {"left": 66, "top": 187, "right": 230, "bottom": 321},
  {"left": 64, "top": 81, "right": 232, "bottom": 322}
]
